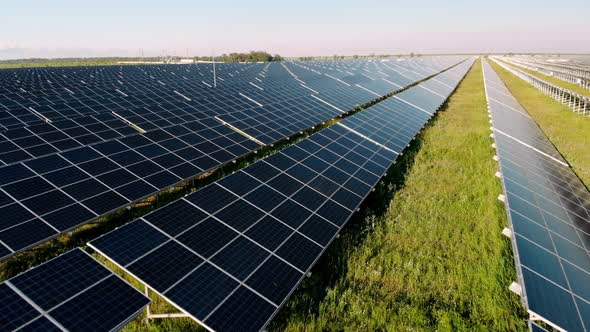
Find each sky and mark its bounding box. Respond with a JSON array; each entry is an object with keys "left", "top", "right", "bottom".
[{"left": 1, "top": 0, "right": 589, "bottom": 59}]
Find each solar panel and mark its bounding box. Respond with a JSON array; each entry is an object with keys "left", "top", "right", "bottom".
[
  {"left": 483, "top": 58, "right": 590, "bottom": 332},
  {"left": 0, "top": 248, "right": 150, "bottom": 331},
  {"left": 0, "top": 57, "right": 466, "bottom": 261},
  {"left": 88, "top": 58, "right": 474, "bottom": 331}
]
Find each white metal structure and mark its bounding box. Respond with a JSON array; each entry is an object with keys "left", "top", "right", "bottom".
[
  {"left": 491, "top": 57, "right": 590, "bottom": 116},
  {"left": 502, "top": 56, "right": 590, "bottom": 89}
]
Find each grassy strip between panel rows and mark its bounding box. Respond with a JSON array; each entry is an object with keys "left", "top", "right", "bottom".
[
  {"left": 272, "top": 59, "right": 528, "bottom": 331},
  {"left": 499, "top": 59, "right": 590, "bottom": 98},
  {"left": 490, "top": 60, "right": 590, "bottom": 189}
]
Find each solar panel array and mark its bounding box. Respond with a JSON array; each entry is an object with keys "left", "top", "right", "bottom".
[
  {"left": 0, "top": 248, "right": 150, "bottom": 331},
  {"left": 0, "top": 57, "right": 464, "bottom": 261},
  {"left": 89, "top": 58, "right": 474, "bottom": 331},
  {"left": 483, "top": 58, "right": 590, "bottom": 331}
]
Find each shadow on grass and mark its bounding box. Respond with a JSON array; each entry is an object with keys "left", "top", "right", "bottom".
[{"left": 270, "top": 99, "right": 453, "bottom": 330}]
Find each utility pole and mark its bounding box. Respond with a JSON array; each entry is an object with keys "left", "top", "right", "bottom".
[{"left": 212, "top": 50, "right": 217, "bottom": 88}]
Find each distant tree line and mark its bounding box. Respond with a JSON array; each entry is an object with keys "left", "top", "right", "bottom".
[
  {"left": 194, "top": 51, "right": 282, "bottom": 63},
  {"left": 0, "top": 51, "right": 439, "bottom": 70},
  {"left": 292, "top": 54, "right": 406, "bottom": 61}
]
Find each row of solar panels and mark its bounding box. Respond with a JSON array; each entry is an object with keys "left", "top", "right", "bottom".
[
  {"left": 0, "top": 57, "right": 464, "bottom": 261},
  {"left": 0, "top": 63, "right": 357, "bottom": 163},
  {"left": 483, "top": 58, "right": 590, "bottom": 331},
  {"left": 0, "top": 58, "right": 459, "bottom": 169},
  {"left": 0, "top": 248, "right": 150, "bottom": 331},
  {"left": 87, "top": 59, "right": 475, "bottom": 331},
  {"left": 506, "top": 56, "right": 590, "bottom": 79},
  {"left": 0, "top": 59, "right": 449, "bottom": 171},
  {"left": 0, "top": 59, "right": 451, "bottom": 131},
  {"left": 0, "top": 59, "right": 448, "bottom": 159},
  {"left": 0, "top": 57, "right": 472, "bottom": 332}
]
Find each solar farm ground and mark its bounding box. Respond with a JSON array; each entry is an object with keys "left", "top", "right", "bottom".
[{"left": 1, "top": 57, "right": 587, "bottom": 331}]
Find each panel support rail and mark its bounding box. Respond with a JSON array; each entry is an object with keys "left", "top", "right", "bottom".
[
  {"left": 112, "top": 112, "right": 147, "bottom": 134},
  {"left": 144, "top": 285, "right": 189, "bottom": 320}
]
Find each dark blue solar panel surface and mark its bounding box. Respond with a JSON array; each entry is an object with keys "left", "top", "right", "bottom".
[
  {"left": 0, "top": 57, "right": 465, "bottom": 261},
  {"left": 484, "top": 58, "right": 590, "bottom": 332},
  {"left": 0, "top": 248, "right": 150, "bottom": 332},
  {"left": 89, "top": 58, "right": 474, "bottom": 331}
]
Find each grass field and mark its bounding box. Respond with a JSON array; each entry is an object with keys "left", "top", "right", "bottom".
[
  {"left": 0, "top": 57, "right": 170, "bottom": 69},
  {"left": 0, "top": 58, "right": 127, "bottom": 69},
  {"left": 271, "top": 59, "right": 527, "bottom": 331},
  {"left": 490, "top": 60, "right": 590, "bottom": 189},
  {"left": 499, "top": 60, "right": 590, "bottom": 98}
]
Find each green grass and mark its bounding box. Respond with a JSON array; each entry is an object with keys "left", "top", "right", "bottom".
[
  {"left": 490, "top": 60, "right": 590, "bottom": 189},
  {"left": 0, "top": 57, "right": 175, "bottom": 69},
  {"left": 272, "top": 59, "right": 527, "bottom": 331},
  {"left": 0, "top": 58, "right": 133, "bottom": 69},
  {"left": 499, "top": 60, "right": 590, "bottom": 98}
]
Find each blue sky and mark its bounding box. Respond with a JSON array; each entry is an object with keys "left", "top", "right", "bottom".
[{"left": 1, "top": 0, "right": 589, "bottom": 59}]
